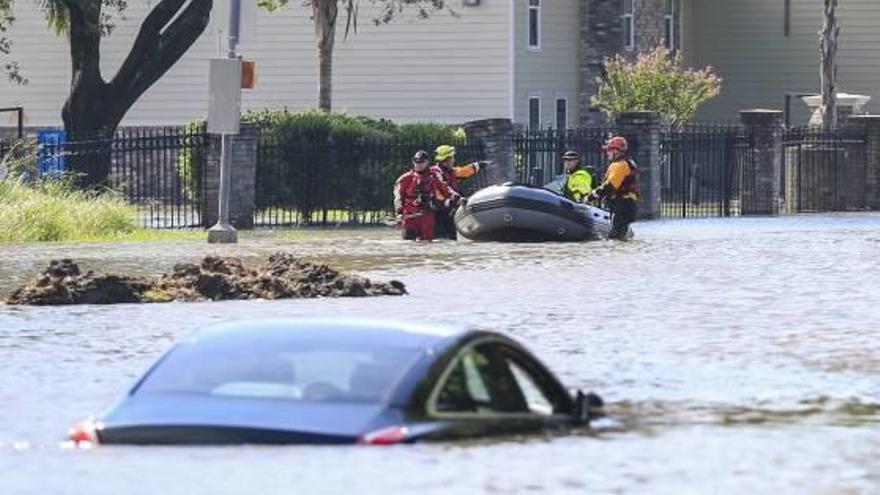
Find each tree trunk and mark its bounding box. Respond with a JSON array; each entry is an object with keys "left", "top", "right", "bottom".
[
  {"left": 59, "top": 1, "right": 113, "bottom": 188},
  {"left": 61, "top": 0, "right": 213, "bottom": 187},
  {"left": 820, "top": 0, "right": 839, "bottom": 130},
  {"left": 314, "top": 0, "right": 338, "bottom": 112}
]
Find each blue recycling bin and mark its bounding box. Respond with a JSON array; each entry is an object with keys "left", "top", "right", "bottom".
[{"left": 37, "top": 128, "right": 67, "bottom": 176}]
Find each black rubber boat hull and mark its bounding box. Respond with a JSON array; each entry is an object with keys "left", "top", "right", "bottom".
[{"left": 454, "top": 184, "right": 617, "bottom": 242}]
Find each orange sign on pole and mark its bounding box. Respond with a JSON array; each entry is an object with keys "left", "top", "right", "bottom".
[{"left": 241, "top": 61, "right": 256, "bottom": 89}]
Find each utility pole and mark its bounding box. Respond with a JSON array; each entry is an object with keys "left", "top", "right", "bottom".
[{"left": 207, "top": 0, "right": 243, "bottom": 244}]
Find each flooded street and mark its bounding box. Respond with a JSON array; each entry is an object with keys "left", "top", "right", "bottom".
[{"left": 1, "top": 215, "right": 879, "bottom": 494}]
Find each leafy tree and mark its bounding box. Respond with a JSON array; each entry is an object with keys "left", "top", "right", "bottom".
[
  {"left": 1, "top": 0, "right": 213, "bottom": 186},
  {"left": 259, "top": 0, "right": 447, "bottom": 111},
  {"left": 0, "top": 0, "right": 25, "bottom": 83},
  {"left": 591, "top": 46, "right": 721, "bottom": 127}
]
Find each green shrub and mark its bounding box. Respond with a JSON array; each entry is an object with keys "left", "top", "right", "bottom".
[
  {"left": 176, "top": 109, "right": 467, "bottom": 222},
  {"left": 591, "top": 46, "right": 722, "bottom": 127},
  {"left": 178, "top": 121, "right": 207, "bottom": 203}
]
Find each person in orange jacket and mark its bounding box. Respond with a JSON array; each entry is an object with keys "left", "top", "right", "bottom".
[
  {"left": 430, "top": 144, "right": 482, "bottom": 240},
  {"left": 393, "top": 150, "right": 459, "bottom": 241},
  {"left": 587, "top": 136, "right": 639, "bottom": 240}
]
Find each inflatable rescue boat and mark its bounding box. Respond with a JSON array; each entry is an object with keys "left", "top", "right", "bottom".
[{"left": 454, "top": 183, "right": 619, "bottom": 242}]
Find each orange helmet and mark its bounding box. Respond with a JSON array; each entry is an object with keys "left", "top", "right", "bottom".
[{"left": 602, "top": 136, "right": 628, "bottom": 153}]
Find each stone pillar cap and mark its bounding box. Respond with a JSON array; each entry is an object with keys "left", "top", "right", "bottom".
[
  {"left": 740, "top": 109, "right": 783, "bottom": 115},
  {"left": 741, "top": 109, "right": 784, "bottom": 126},
  {"left": 616, "top": 111, "right": 663, "bottom": 124}
]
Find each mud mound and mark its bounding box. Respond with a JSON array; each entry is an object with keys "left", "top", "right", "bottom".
[{"left": 7, "top": 253, "right": 406, "bottom": 305}]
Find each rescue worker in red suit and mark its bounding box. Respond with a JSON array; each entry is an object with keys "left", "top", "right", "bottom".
[
  {"left": 394, "top": 150, "right": 459, "bottom": 241},
  {"left": 430, "top": 144, "right": 482, "bottom": 240}
]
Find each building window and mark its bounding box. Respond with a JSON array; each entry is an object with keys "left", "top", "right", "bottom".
[
  {"left": 529, "top": 97, "right": 541, "bottom": 129},
  {"left": 623, "top": 0, "right": 635, "bottom": 51},
  {"left": 528, "top": 0, "right": 541, "bottom": 49},
  {"left": 555, "top": 98, "right": 568, "bottom": 129},
  {"left": 665, "top": 0, "right": 675, "bottom": 50}
]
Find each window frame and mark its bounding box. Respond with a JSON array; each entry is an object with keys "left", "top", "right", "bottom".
[
  {"left": 528, "top": 0, "right": 542, "bottom": 50},
  {"left": 665, "top": 0, "right": 675, "bottom": 50},
  {"left": 555, "top": 97, "right": 568, "bottom": 130},
  {"left": 528, "top": 95, "right": 542, "bottom": 129},
  {"left": 623, "top": 0, "right": 635, "bottom": 51},
  {"left": 425, "top": 337, "right": 569, "bottom": 420}
]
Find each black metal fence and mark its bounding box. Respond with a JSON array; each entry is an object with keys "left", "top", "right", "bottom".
[
  {"left": 254, "top": 137, "right": 485, "bottom": 227},
  {"left": 16, "top": 126, "right": 209, "bottom": 228},
  {"left": 0, "top": 139, "right": 11, "bottom": 164},
  {"left": 660, "top": 124, "right": 752, "bottom": 218},
  {"left": 782, "top": 126, "right": 868, "bottom": 212},
  {"left": 6, "top": 120, "right": 872, "bottom": 230},
  {"left": 515, "top": 127, "right": 619, "bottom": 186}
]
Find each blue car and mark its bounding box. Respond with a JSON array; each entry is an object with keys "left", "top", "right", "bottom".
[{"left": 69, "top": 319, "right": 603, "bottom": 445}]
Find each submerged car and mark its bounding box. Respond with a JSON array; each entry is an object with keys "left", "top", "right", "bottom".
[{"left": 69, "top": 319, "right": 603, "bottom": 446}]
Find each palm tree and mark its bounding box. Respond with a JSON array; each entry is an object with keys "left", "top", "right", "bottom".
[
  {"left": 820, "top": 0, "right": 839, "bottom": 130},
  {"left": 261, "top": 0, "right": 447, "bottom": 112}
]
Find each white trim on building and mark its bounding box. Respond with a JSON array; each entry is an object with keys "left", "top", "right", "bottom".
[{"left": 528, "top": 0, "right": 542, "bottom": 51}]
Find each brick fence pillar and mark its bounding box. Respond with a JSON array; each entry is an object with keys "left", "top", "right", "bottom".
[
  {"left": 579, "top": 0, "right": 623, "bottom": 126},
  {"left": 463, "top": 118, "right": 516, "bottom": 185},
  {"left": 847, "top": 115, "right": 880, "bottom": 210},
  {"left": 616, "top": 111, "right": 663, "bottom": 219},
  {"left": 740, "top": 110, "right": 783, "bottom": 215},
  {"left": 203, "top": 123, "right": 259, "bottom": 229}
]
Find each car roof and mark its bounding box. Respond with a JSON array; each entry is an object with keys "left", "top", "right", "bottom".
[{"left": 188, "top": 318, "right": 470, "bottom": 350}]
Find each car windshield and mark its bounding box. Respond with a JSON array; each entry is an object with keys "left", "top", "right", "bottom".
[{"left": 134, "top": 331, "right": 424, "bottom": 404}]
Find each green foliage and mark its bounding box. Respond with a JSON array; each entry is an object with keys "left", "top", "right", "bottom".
[
  {"left": 0, "top": 176, "right": 139, "bottom": 242},
  {"left": 2, "top": 0, "right": 128, "bottom": 81},
  {"left": 259, "top": 0, "right": 448, "bottom": 29},
  {"left": 177, "top": 121, "right": 207, "bottom": 203},
  {"left": 243, "top": 108, "right": 463, "bottom": 144},
  {"left": 250, "top": 109, "right": 463, "bottom": 219},
  {"left": 177, "top": 109, "right": 464, "bottom": 217},
  {"left": 591, "top": 46, "right": 722, "bottom": 127},
  {"left": 247, "top": 108, "right": 394, "bottom": 144}
]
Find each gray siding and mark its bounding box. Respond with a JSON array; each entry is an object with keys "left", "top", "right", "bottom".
[
  {"left": 683, "top": 0, "right": 880, "bottom": 123},
  {"left": 1, "top": 1, "right": 510, "bottom": 127},
  {"left": 514, "top": 0, "right": 580, "bottom": 128}
]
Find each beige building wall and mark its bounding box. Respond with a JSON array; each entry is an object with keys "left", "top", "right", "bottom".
[
  {"left": 513, "top": 0, "right": 580, "bottom": 128},
  {"left": 683, "top": 0, "right": 880, "bottom": 124},
  {"left": 1, "top": 1, "right": 510, "bottom": 127}
]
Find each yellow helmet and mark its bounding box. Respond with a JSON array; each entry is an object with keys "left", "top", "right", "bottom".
[{"left": 435, "top": 144, "right": 456, "bottom": 162}]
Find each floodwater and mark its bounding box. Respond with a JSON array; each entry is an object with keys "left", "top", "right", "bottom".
[{"left": 1, "top": 215, "right": 879, "bottom": 495}]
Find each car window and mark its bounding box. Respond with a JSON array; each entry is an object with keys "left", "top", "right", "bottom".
[
  {"left": 435, "top": 348, "right": 492, "bottom": 412},
  {"left": 433, "top": 344, "right": 532, "bottom": 415},
  {"left": 135, "top": 340, "right": 419, "bottom": 404},
  {"left": 506, "top": 360, "right": 554, "bottom": 415}
]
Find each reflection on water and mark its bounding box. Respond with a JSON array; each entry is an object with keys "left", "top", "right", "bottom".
[{"left": 1, "top": 214, "right": 879, "bottom": 494}]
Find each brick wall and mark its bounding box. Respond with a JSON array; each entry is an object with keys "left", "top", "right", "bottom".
[
  {"left": 580, "top": 0, "right": 680, "bottom": 125},
  {"left": 202, "top": 123, "right": 259, "bottom": 229}
]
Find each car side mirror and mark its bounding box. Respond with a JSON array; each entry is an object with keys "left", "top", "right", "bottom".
[{"left": 573, "top": 389, "right": 604, "bottom": 424}]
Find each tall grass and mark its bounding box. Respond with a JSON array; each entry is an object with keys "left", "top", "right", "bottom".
[{"left": 0, "top": 176, "right": 141, "bottom": 242}]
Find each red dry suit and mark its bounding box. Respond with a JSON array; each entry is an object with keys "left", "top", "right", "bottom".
[{"left": 393, "top": 168, "right": 458, "bottom": 241}]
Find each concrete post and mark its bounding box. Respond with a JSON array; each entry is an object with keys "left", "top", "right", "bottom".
[
  {"left": 463, "top": 118, "right": 516, "bottom": 186},
  {"left": 616, "top": 111, "right": 663, "bottom": 219},
  {"left": 740, "top": 110, "right": 784, "bottom": 215},
  {"left": 203, "top": 122, "right": 259, "bottom": 229},
  {"left": 847, "top": 115, "right": 880, "bottom": 209}
]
